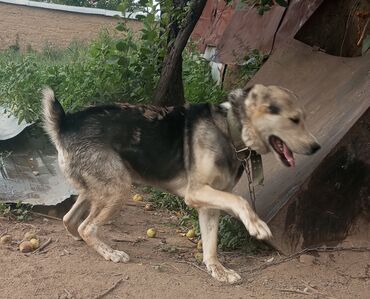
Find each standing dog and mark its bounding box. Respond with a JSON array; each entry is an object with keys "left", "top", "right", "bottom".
[{"left": 42, "top": 84, "right": 320, "bottom": 284}]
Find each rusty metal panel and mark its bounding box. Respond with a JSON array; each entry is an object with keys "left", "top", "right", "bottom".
[
  {"left": 234, "top": 39, "right": 370, "bottom": 226},
  {"left": 216, "top": 4, "right": 285, "bottom": 63},
  {"left": 267, "top": 108, "right": 370, "bottom": 254},
  {"left": 216, "top": 0, "right": 324, "bottom": 64},
  {"left": 192, "top": 0, "right": 234, "bottom": 52},
  {"left": 275, "top": 0, "right": 325, "bottom": 48}
]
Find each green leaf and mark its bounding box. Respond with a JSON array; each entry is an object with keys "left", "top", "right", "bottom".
[
  {"left": 362, "top": 35, "right": 370, "bottom": 55},
  {"left": 116, "top": 23, "right": 126, "bottom": 32},
  {"left": 118, "top": 57, "right": 129, "bottom": 66},
  {"left": 135, "top": 14, "right": 146, "bottom": 21},
  {"left": 275, "top": 0, "right": 288, "bottom": 7},
  {"left": 117, "top": 0, "right": 129, "bottom": 13},
  {"left": 116, "top": 40, "right": 126, "bottom": 51}
]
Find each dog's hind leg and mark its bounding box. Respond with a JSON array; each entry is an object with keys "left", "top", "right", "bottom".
[
  {"left": 198, "top": 208, "right": 241, "bottom": 284},
  {"left": 77, "top": 184, "right": 130, "bottom": 263},
  {"left": 63, "top": 194, "right": 89, "bottom": 241}
]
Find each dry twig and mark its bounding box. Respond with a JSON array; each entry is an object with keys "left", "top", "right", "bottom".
[
  {"left": 32, "top": 237, "right": 53, "bottom": 254},
  {"left": 30, "top": 211, "right": 62, "bottom": 221},
  {"left": 357, "top": 18, "right": 370, "bottom": 46},
  {"left": 93, "top": 278, "right": 124, "bottom": 299},
  {"left": 175, "top": 260, "right": 208, "bottom": 274},
  {"left": 278, "top": 288, "right": 311, "bottom": 296},
  {"left": 240, "top": 246, "right": 370, "bottom": 274},
  {"left": 112, "top": 237, "right": 146, "bottom": 244}
]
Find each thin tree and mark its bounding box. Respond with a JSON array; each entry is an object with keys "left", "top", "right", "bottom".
[{"left": 153, "top": 0, "right": 207, "bottom": 106}]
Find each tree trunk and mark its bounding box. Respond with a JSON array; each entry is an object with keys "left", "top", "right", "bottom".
[{"left": 153, "top": 0, "right": 207, "bottom": 106}]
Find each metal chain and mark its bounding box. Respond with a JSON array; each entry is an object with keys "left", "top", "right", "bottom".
[
  {"left": 242, "top": 159, "right": 257, "bottom": 212},
  {"left": 233, "top": 147, "right": 257, "bottom": 211}
]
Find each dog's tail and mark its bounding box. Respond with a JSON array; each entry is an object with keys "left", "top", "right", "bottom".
[{"left": 42, "top": 87, "right": 65, "bottom": 148}]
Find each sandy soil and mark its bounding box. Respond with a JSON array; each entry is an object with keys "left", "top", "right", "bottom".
[{"left": 1, "top": 200, "right": 369, "bottom": 299}]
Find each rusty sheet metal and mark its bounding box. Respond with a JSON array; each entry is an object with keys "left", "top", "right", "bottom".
[
  {"left": 0, "top": 126, "right": 74, "bottom": 205},
  {"left": 216, "top": 0, "right": 324, "bottom": 64},
  {"left": 270, "top": 108, "right": 370, "bottom": 254},
  {"left": 234, "top": 39, "right": 370, "bottom": 224},
  {"left": 192, "top": 0, "right": 234, "bottom": 52}
]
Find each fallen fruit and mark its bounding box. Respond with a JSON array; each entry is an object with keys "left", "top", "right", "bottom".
[
  {"left": 132, "top": 194, "right": 143, "bottom": 202},
  {"left": 146, "top": 228, "right": 156, "bottom": 238},
  {"left": 0, "top": 235, "right": 12, "bottom": 245},
  {"left": 194, "top": 252, "right": 203, "bottom": 264},
  {"left": 197, "top": 240, "right": 202, "bottom": 251},
  {"left": 24, "top": 231, "right": 37, "bottom": 241},
  {"left": 144, "top": 203, "right": 154, "bottom": 211},
  {"left": 186, "top": 229, "right": 195, "bottom": 238},
  {"left": 30, "top": 238, "right": 40, "bottom": 250},
  {"left": 19, "top": 241, "right": 34, "bottom": 253}
]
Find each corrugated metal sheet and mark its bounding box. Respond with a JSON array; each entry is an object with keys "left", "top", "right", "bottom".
[{"left": 0, "top": 125, "right": 74, "bottom": 206}]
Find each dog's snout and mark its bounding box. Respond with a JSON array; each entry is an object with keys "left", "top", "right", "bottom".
[{"left": 310, "top": 142, "right": 321, "bottom": 154}]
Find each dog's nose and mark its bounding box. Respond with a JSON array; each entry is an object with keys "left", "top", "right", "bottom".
[{"left": 310, "top": 142, "right": 321, "bottom": 154}]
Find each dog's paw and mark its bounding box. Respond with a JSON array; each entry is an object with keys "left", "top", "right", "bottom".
[
  {"left": 240, "top": 207, "right": 272, "bottom": 240},
  {"left": 103, "top": 249, "right": 130, "bottom": 263},
  {"left": 206, "top": 262, "right": 242, "bottom": 284},
  {"left": 249, "top": 216, "right": 272, "bottom": 240}
]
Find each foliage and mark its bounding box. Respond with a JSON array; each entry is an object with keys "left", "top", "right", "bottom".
[
  {"left": 239, "top": 49, "right": 269, "bottom": 81},
  {"left": 0, "top": 35, "right": 127, "bottom": 123},
  {"left": 145, "top": 187, "right": 200, "bottom": 233},
  {"left": 183, "top": 47, "right": 226, "bottom": 104},
  {"left": 0, "top": 202, "right": 32, "bottom": 221},
  {"left": 0, "top": 23, "right": 224, "bottom": 123},
  {"left": 226, "top": 0, "right": 289, "bottom": 15}
]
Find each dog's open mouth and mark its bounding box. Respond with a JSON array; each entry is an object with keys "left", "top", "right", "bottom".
[{"left": 269, "top": 135, "right": 295, "bottom": 167}]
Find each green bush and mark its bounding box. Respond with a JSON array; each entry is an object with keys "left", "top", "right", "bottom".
[{"left": 0, "top": 33, "right": 224, "bottom": 124}]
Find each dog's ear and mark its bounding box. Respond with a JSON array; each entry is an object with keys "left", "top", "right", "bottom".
[{"left": 228, "top": 86, "right": 253, "bottom": 106}]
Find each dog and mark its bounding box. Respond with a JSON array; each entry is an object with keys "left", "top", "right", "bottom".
[{"left": 42, "top": 84, "right": 320, "bottom": 284}]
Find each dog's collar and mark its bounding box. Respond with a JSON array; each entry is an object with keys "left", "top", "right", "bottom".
[
  {"left": 226, "top": 109, "right": 250, "bottom": 159},
  {"left": 226, "top": 109, "right": 264, "bottom": 187}
]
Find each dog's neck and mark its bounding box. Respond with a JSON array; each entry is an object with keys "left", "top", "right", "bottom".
[
  {"left": 227, "top": 108, "right": 261, "bottom": 153},
  {"left": 226, "top": 108, "right": 246, "bottom": 151}
]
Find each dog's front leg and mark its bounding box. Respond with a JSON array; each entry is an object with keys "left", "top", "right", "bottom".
[
  {"left": 198, "top": 208, "right": 241, "bottom": 284},
  {"left": 186, "top": 185, "right": 272, "bottom": 240}
]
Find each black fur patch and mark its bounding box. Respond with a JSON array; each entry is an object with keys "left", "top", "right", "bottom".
[{"left": 59, "top": 104, "right": 186, "bottom": 181}]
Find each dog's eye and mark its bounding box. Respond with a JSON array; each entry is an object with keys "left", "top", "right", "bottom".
[
  {"left": 268, "top": 104, "right": 280, "bottom": 114},
  {"left": 289, "top": 117, "right": 300, "bottom": 124}
]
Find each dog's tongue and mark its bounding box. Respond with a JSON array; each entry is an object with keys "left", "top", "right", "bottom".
[{"left": 283, "top": 143, "right": 295, "bottom": 167}]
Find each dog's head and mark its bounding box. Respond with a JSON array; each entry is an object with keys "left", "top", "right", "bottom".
[{"left": 228, "top": 84, "right": 320, "bottom": 167}]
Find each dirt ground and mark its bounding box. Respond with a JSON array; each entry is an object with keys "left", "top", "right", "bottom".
[{"left": 1, "top": 199, "right": 369, "bottom": 299}]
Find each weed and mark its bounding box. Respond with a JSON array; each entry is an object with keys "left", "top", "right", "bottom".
[
  {"left": 239, "top": 49, "right": 269, "bottom": 82},
  {"left": 0, "top": 201, "right": 32, "bottom": 221}
]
